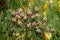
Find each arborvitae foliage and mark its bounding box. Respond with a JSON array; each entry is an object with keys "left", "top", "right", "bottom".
[{"left": 0, "top": 0, "right": 60, "bottom": 40}]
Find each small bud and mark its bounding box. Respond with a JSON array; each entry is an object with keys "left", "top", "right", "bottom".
[
  {"left": 19, "top": 12, "right": 24, "bottom": 17},
  {"left": 37, "top": 21, "right": 42, "bottom": 26},
  {"left": 18, "top": 8, "right": 23, "bottom": 13},
  {"left": 27, "top": 23, "right": 31, "bottom": 28},
  {"left": 27, "top": 10, "right": 32, "bottom": 15},
  {"left": 18, "top": 21, "right": 22, "bottom": 25},
  {"left": 13, "top": 32, "right": 16, "bottom": 36},
  {"left": 12, "top": 17, "right": 17, "bottom": 22},
  {"left": 43, "top": 17, "right": 47, "bottom": 23},
  {"left": 11, "top": 11, "right": 16, "bottom": 16},
  {"left": 15, "top": 15, "right": 21, "bottom": 19},
  {"left": 32, "top": 22, "right": 37, "bottom": 26},
  {"left": 36, "top": 29, "right": 41, "bottom": 33},
  {"left": 35, "top": 13, "right": 40, "bottom": 17},
  {"left": 45, "top": 26, "right": 49, "bottom": 31},
  {"left": 23, "top": 15, "right": 28, "bottom": 20},
  {"left": 43, "top": 23, "right": 46, "bottom": 25},
  {"left": 35, "top": 6, "right": 39, "bottom": 12},
  {"left": 31, "top": 15, "right": 36, "bottom": 19},
  {"left": 50, "top": 28, "right": 55, "bottom": 32},
  {"left": 43, "top": 17, "right": 47, "bottom": 21}
]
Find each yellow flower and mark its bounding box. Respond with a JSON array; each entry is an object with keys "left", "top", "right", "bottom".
[
  {"left": 43, "top": 4, "right": 48, "bottom": 10},
  {"left": 44, "top": 32, "right": 52, "bottom": 40}
]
